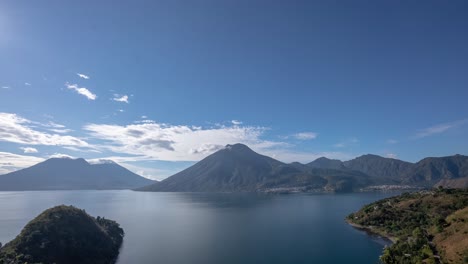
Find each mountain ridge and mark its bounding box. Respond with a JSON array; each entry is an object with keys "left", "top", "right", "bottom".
[
  {"left": 138, "top": 144, "right": 468, "bottom": 192},
  {"left": 2, "top": 145, "right": 467, "bottom": 192},
  {"left": 0, "top": 157, "right": 154, "bottom": 191},
  {"left": 138, "top": 144, "right": 399, "bottom": 192}
]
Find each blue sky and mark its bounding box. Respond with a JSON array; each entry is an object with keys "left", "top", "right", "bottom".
[{"left": 0, "top": 0, "right": 467, "bottom": 180}]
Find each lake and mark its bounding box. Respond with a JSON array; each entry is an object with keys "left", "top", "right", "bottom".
[{"left": 0, "top": 191, "right": 398, "bottom": 264}]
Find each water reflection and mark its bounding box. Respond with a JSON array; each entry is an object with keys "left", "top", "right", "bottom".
[{"left": 174, "top": 192, "right": 273, "bottom": 208}]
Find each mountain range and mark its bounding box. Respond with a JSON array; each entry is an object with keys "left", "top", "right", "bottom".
[
  {"left": 137, "top": 144, "right": 468, "bottom": 192},
  {"left": 1, "top": 143, "right": 467, "bottom": 192},
  {"left": 0, "top": 158, "right": 154, "bottom": 191}
]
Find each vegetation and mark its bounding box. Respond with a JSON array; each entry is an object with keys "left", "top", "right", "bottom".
[
  {"left": 0, "top": 205, "right": 124, "bottom": 264},
  {"left": 347, "top": 188, "right": 468, "bottom": 264}
]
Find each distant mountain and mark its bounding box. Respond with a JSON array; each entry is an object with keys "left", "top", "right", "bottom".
[
  {"left": 138, "top": 144, "right": 285, "bottom": 192},
  {"left": 343, "top": 154, "right": 414, "bottom": 179},
  {"left": 342, "top": 154, "right": 468, "bottom": 188},
  {"left": 402, "top": 154, "right": 468, "bottom": 186},
  {"left": 0, "top": 158, "right": 154, "bottom": 191},
  {"left": 307, "top": 157, "right": 345, "bottom": 170},
  {"left": 137, "top": 144, "right": 392, "bottom": 192}
]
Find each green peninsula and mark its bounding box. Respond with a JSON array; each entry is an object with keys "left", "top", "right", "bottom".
[
  {"left": 0, "top": 205, "right": 124, "bottom": 264},
  {"left": 347, "top": 188, "right": 468, "bottom": 264}
]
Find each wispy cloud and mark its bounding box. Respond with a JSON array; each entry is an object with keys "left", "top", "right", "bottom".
[
  {"left": 333, "top": 137, "right": 359, "bottom": 148},
  {"left": 87, "top": 156, "right": 175, "bottom": 180},
  {"left": 83, "top": 119, "right": 355, "bottom": 165},
  {"left": 386, "top": 139, "right": 398, "bottom": 144},
  {"left": 42, "top": 121, "right": 72, "bottom": 134},
  {"left": 0, "top": 114, "right": 362, "bottom": 179},
  {"left": 113, "top": 94, "right": 129, "bottom": 103},
  {"left": 1, "top": 86, "right": 10, "bottom": 89},
  {"left": 0, "top": 152, "right": 45, "bottom": 175},
  {"left": 292, "top": 132, "right": 318, "bottom": 140},
  {"left": 77, "top": 73, "right": 90, "bottom": 79},
  {"left": 49, "top": 128, "right": 73, "bottom": 134},
  {"left": 84, "top": 121, "right": 286, "bottom": 162},
  {"left": 62, "top": 146, "right": 101, "bottom": 153},
  {"left": 189, "top": 143, "right": 224, "bottom": 155},
  {"left": 65, "top": 83, "right": 97, "bottom": 100},
  {"left": 0, "top": 112, "right": 90, "bottom": 147},
  {"left": 48, "top": 153, "right": 76, "bottom": 159},
  {"left": 24, "top": 82, "right": 31, "bottom": 86},
  {"left": 231, "top": 120, "right": 242, "bottom": 125},
  {"left": 20, "top": 147, "right": 38, "bottom": 153},
  {"left": 44, "top": 121, "right": 66, "bottom": 128},
  {"left": 414, "top": 119, "right": 468, "bottom": 139},
  {"left": 386, "top": 153, "right": 397, "bottom": 159}
]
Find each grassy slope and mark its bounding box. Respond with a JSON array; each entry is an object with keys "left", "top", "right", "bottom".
[
  {"left": 433, "top": 207, "right": 468, "bottom": 263},
  {"left": 346, "top": 188, "right": 468, "bottom": 264}
]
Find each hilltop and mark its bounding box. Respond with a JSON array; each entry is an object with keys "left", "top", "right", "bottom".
[{"left": 0, "top": 205, "right": 124, "bottom": 264}]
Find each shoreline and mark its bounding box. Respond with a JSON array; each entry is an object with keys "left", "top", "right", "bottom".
[{"left": 345, "top": 219, "right": 398, "bottom": 244}]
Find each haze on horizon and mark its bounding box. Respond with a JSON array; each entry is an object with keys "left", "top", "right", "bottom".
[{"left": 0, "top": 1, "right": 467, "bottom": 180}]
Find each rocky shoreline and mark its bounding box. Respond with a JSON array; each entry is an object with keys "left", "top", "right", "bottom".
[{"left": 346, "top": 219, "right": 398, "bottom": 243}]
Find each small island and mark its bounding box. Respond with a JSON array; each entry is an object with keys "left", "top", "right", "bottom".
[
  {"left": 347, "top": 188, "right": 468, "bottom": 264},
  {"left": 0, "top": 205, "right": 124, "bottom": 264}
]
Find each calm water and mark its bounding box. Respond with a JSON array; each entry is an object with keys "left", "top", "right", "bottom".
[{"left": 0, "top": 191, "right": 398, "bottom": 264}]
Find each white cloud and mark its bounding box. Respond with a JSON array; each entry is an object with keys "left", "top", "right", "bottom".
[
  {"left": 118, "top": 109, "right": 124, "bottom": 112},
  {"left": 20, "top": 147, "right": 38, "bottom": 153},
  {"left": 333, "top": 137, "right": 359, "bottom": 148},
  {"left": 84, "top": 121, "right": 288, "bottom": 162},
  {"left": 62, "top": 146, "right": 101, "bottom": 153},
  {"left": 0, "top": 112, "right": 90, "bottom": 147},
  {"left": 77, "top": 73, "right": 90, "bottom": 79},
  {"left": 48, "top": 153, "right": 76, "bottom": 159},
  {"left": 0, "top": 115, "right": 363, "bottom": 179},
  {"left": 41, "top": 121, "right": 72, "bottom": 134},
  {"left": 386, "top": 153, "right": 398, "bottom": 159},
  {"left": 86, "top": 157, "right": 172, "bottom": 181},
  {"left": 0, "top": 152, "right": 44, "bottom": 175},
  {"left": 1, "top": 86, "right": 9, "bottom": 89},
  {"left": 137, "top": 119, "right": 155, "bottom": 124},
  {"left": 189, "top": 143, "right": 224, "bottom": 154},
  {"left": 113, "top": 94, "right": 129, "bottom": 103},
  {"left": 141, "top": 115, "right": 148, "bottom": 119},
  {"left": 414, "top": 119, "right": 468, "bottom": 138},
  {"left": 231, "top": 120, "right": 242, "bottom": 125},
  {"left": 83, "top": 120, "right": 358, "bottom": 165},
  {"left": 65, "top": 83, "right": 97, "bottom": 100},
  {"left": 45, "top": 121, "right": 66, "bottom": 128},
  {"left": 49, "top": 128, "right": 73, "bottom": 134},
  {"left": 293, "top": 132, "right": 318, "bottom": 140},
  {"left": 24, "top": 82, "right": 31, "bottom": 86}
]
